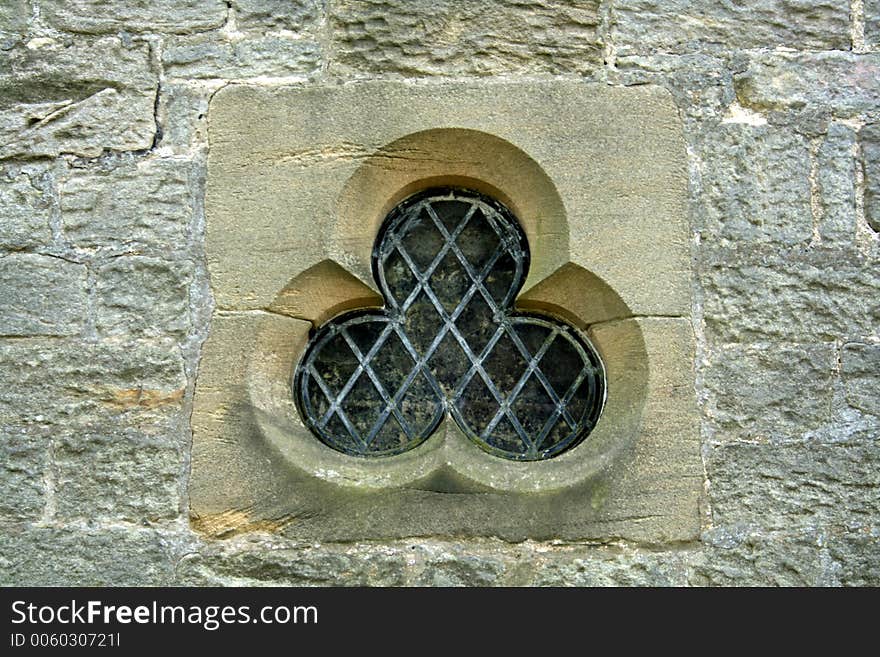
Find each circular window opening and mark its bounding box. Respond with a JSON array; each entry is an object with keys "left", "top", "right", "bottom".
[{"left": 294, "top": 188, "right": 606, "bottom": 461}]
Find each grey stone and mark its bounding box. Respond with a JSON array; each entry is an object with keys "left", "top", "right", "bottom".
[
  {"left": 615, "top": 54, "right": 735, "bottom": 123},
  {"left": 828, "top": 531, "right": 880, "bottom": 586},
  {"left": 0, "top": 254, "right": 87, "bottom": 336},
  {"left": 162, "top": 35, "right": 321, "bottom": 80},
  {"left": 734, "top": 52, "right": 880, "bottom": 118},
  {"left": 841, "top": 343, "right": 880, "bottom": 416},
  {"left": 0, "top": 0, "right": 28, "bottom": 41},
  {"left": 866, "top": 0, "right": 880, "bottom": 49},
  {"left": 532, "top": 551, "right": 691, "bottom": 586},
  {"left": 0, "top": 425, "right": 46, "bottom": 521},
  {"left": 0, "top": 166, "right": 53, "bottom": 249},
  {"left": 0, "top": 37, "right": 156, "bottom": 159},
  {"left": 41, "top": 0, "right": 227, "bottom": 35},
  {"left": 691, "top": 529, "right": 833, "bottom": 586},
  {"left": 817, "top": 123, "right": 858, "bottom": 244},
  {"left": 232, "top": 0, "right": 320, "bottom": 32},
  {"left": 0, "top": 337, "right": 186, "bottom": 426},
  {"left": 861, "top": 123, "right": 880, "bottom": 233},
  {"left": 412, "top": 550, "right": 507, "bottom": 586},
  {"left": 706, "top": 441, "right": 880, "bottom": 532},
  {"left": 697, "top": 124, "right": 811, "bottom": 247},
  {"left": 53, "top": 427, "right": 181, "bottom": 523},
  {"left": 700, "top": 246, "right": 880, "bottom": 344},
  {"left": 612, "top": 0, "right": 850, "bottom": 55},
  {"left": 703, "top": 343, "right": 836, "bottom": 441},
  {"left": 155, "top": 83, "right": 211, "bottom": 154},
  {"left": 0, "top": 525, "right": 183, "bottom": 585},
  {"left": 330, "top": 0, "right": 603, "bottom": 76},
  {"left": 176, "top": 537, "right": 407, "bottom": 586},
  {"left": 95, "top": 256, "right": 191, "bottom": 338},
  {"left": 61, "top": 157, "right": 194, "bottom": 253}
]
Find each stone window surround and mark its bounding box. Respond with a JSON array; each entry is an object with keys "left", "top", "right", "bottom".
[{"left": 191, "top": 80, "right": 702, "bottom": 543}]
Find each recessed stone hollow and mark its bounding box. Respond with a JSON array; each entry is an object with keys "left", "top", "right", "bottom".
[{"left": 192, "top": 80, "right": 700, "bottom": 543}]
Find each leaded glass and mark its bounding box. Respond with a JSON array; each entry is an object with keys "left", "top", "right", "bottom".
[{"left": 294, "top": 188, "right": 605, "bottom": 460}]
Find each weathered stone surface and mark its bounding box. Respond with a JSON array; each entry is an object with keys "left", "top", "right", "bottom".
[
  {"left": 412, "top": 549, "right": 507, "bottom": 586},
  {"left": 162, "top": 35, "right": 321, "bottom": 80},
  {"left": 817, "top": 123, "right": 857, "bottom": 244},
  {"left": 330, "top": 0, "right": 603, "bottom": 75},
  {"left": 700, "top": 247, "right": 880, "bottom": 344},
  {"left": 615, "top": 54, "right": 734, "bottom": 122},
  {"left": 828, "top": 531, "right": 880, "bottom": 586},
  {"left": 0, "top": 338, "right": 186, "bottom": 426},
  {"left": 176, "top": 537, "right": 407, "bottom": 586},
  {"left": 532, "top": 551, "right": 691, "bottom": 586},
  {"left": 703, "top": 343, "right": 836, "bottom": 441},
  {"left": 0, "top": 426, "right": 46, "bottom": 521},
  {"left": 41, "top": 0, "right": 227, "bottom": 35},
  {"left": 0, "top": 0, "right": 28, "bottom": 42},
  {"left": 156, "top": 83, "right": 211, "bottom": 154},
  {"left": 866, "top": 0, "right": 880, "bottom": 49},
  {"left": 95, "top": 256, "right": 191, "bottom": 338},
  {"left": 692, "top": 528, "right": 836, "bottom": 586},
  {"left": 54, "top": 427, "right": 181, "bottom": 523},
  {"left": 734, "top": 53, "right": 880, "bottom": 118},
  {"left": 697, "top": 124, "right": 810, "bottom": 247},
  {"left": 841, "top": 343, "right": 880, "bottom": 416},
  {"left": 61, "top": 156, "right": 194, "bottom": 252},
  {"left": 0, "top": 254, "right": 87, "bottom": 336},
  {"left": 0, "top": 38, "right": 156, "bottom": 159},
  {"left": 0, "top": 166, "right": 53, "bottom": 249},
  {"left": 613, "top": 0, "right": 850, "bottom": 55},
  {"left": 232, "top": 0, "right": 320, "bottom": 32},
  {"left": 706, "top": 441, "right": 880, "bottom": 532},
  {"left": 862, "top": 123, "right": 880, "bottom": 233},
  {"left": 0, "top": 525, "right": 184, "bottom": 586}
]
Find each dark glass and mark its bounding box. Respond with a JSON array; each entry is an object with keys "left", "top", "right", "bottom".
[{"left": 294, "top": 188, "right": 605, "bottom": 460}]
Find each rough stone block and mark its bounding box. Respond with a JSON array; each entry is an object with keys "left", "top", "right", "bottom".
[
  {"left": 54, "top": 428, "right": 181, "bottom": 523},
  {"left": 0, "top": 425, "right": 46, "bottom": 521},
  {"left": 0, "top": 0, "right": 28, "bottom": 42},
  {"left": 41, "top": 0, "right": 227, "bottom": 35},
  {"left": 817, "top": 123, "right": 857, "bottom": 244},
  {"left": 61, "top": 157, "right": 193, "bottom": 252},
  {"left": 96, "top": 256, "right": 191, "bottom": 338},
  {"left": 700, "top": 246, "right": 880, "bottom": 344},
  {"left": 866, "top": 0, "right": 880, "bottom": 49},
  {"left": 615, "top": 54, "right": 734, "bottom": 122},
  {"left": 232, "top": 0, "right": 320, "bottom": 32},
  {"left": 162, "top": 35, "right": 321, "bottom": 80},
  {"left": 176, "top": 538, "right": 407, "bottom": 586},
  {"left": 692, "top": 529, "right": 835, "bottom": 586},
  {"left": 734, "top": 52, "right": 880, "bottom": 118},
  {"left": 0, "top": 525, "right": 183, "bottom": 586},
  {"left": 0, "top": 37, "right": 156, "bottom": 159},
  {"left": 697, "top": 124, "right": 811, "bottom": 247},
  {"left": 0, "top": 338, "right": 186, "bottom": 426},
  {"left": 0, "top": 254, "right": 87, "bottom": 336},
  {"left": 702, "top": 343, "right": 836, "bottom": 441},
  {"left": 330, "top": 0, "right": 603, "bottom": 75},
  {"left": 828, "top": 531, "right": 880, "bottom": 586},
  {"left": 155, "top": 83, "right": 211, "bottom": 154},
  {"left": 412, "top": 550, "right": 507, "bottom": 587},
  {"left": 706, "top": 441, "right": 880, "bottom": 532},
  {"left": 0, "top": 166, "right": 53, "bottom": 250},
  {"left": 841, "top": 343, "right": 880, "bottom": 416},
  {"left": 531, "top": 550, "right": 690, "bottom": 586},
  {"left": 612, "top": 0, "right": 850, "bottom": 55},
  {"left": 861, "top": 123, "right": 880, "bottom": 233}
]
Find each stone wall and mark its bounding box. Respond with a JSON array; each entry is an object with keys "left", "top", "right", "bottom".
[{"left": 0, "top": 0, "right": 877, "bottom": 586}]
